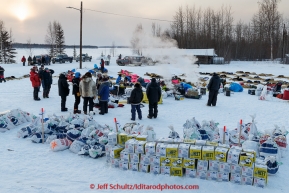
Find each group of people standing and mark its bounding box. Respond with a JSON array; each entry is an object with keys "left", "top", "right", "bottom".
[
  {"left": 29, "top": 65, "right": 54, "bottom": 101},
  {"left": 21, "top": 55, "right": 51, "bottom": 66}
]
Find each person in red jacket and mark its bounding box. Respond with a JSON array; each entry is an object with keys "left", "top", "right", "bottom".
[
  {"left": 21, "top": 56, "right": 26, "bottom": 66},
  {"left": 30, "top": 67, "right": 41, "bottom": 101}
]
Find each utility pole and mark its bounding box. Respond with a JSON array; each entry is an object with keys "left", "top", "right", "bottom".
[
  {"left": 282, "top": 24, "right": 285, "bottom": 64},
  {"left": 67, "top": 1, "right": 83, "bottom": 69},
  {"left": 80, "top": 1, "right": 83, "bottom": 69}
]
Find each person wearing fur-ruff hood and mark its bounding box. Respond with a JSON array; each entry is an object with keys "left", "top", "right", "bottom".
[{"left": 79, "top": 72, "right": 97, "bottom": 115}]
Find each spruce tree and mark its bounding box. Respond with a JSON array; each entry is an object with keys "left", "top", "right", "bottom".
[
  {"left": 55, "top": 23, "right": 65, "bottom": 55},
  {"left": 73, "top": 45, "right": 77, "bottom": 59}
]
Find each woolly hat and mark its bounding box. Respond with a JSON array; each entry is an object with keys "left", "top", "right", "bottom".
[
  {"left": 74, "top": 72, "right": 81, "bottom": 78},
  {"left": 151, "top": 78, "right": 156, "bottom": 82},
  {"left": 134, "top": 82, "right": 141, "bottom": 88},
  {"left": 45, "top": 67, "right": 49, "bottom": 70}
]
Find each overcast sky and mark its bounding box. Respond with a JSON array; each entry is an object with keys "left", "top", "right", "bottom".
[{"left": 1, "top": 0, "right": 289, "bottom": 46}]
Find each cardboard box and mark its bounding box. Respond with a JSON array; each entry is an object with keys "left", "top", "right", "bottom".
[
  {"left": 161, "top": 166, "right": 171, "bottom": 175},
  {"left": 145, "top": 142, "right": 156, "bottom": 156},
  {"left": 189, "top": 145, "right": 202, "bottom": 159},
  {"left": 207, "top": 170, "right": 218, "bottom": 181},
  {"left": 111, "top": 158, "right": 120, "bottom": 168},
  {"left": 135, "top": 141, "right": 146, "bottom": 154},
  {"left": 108, "top": 132, "right": 117, "bottom": 145},
  {"left": 230, "top": 173, "right": 241, "bottom": 184},
  {"left": 170, "top": 167, "right": 183, "bottom": 177},
  {"left": 160, "top": 157, "right": 171, "bottom": 167},
  {"left": 219, "top": 162, "right": 231, "bottom": 173},
  {"left": 227, "top": 148, "right": 241, "bottom": 164},
  {"left": 185, "top": 169, "right": 196, "bottom": 178},
  {"left": 241, "top": 176, "right": 253, "bottom": 185},
  {"left": 183, "top": 158, "right": 196, "bottom": 169},
  {"left": 125, "top": 139, "right": 137, "bottom": 153},
  {"left": 242, "top": 165, "right": 254, "bottom": 177},
  {"left": 197, "top": 160, "right": 208, "bottom": 171},
  {"left": 243, "top": 149, "right": 257, "bottom": 162},
  {"left": 253, "top": 177, "right": 267, "bottom": 188},
  {"left": 166, "top": 144, "right": 179, "bottom": 158},
  {"left": 183, "top": 139, "right": 196, "bottom": 144},
  {"left": 217, "top": 172, "right": 230, "bottom": 182},
  {"left": 120, "top": 150, "right": 130, "bottom": 162},
  {"left": 119, "top": 161, "right": 129, "bottom": 170},
  {"left": 150, "top": 165, "right": 161, "bottom": 175},
  {"left": 117, "top": 133, "right": 128, "bottom": 146},
  {"left": 150, "top": 155, "right": 161, "bottom": 166},
  {"left": 170, "top": 158, "right": 183, "bottom": 167},
  {"left": 139, "top": 163, "right": 150, "bottom": 173},
  {"left": 136, "top": 135, "right": 148, "bottom": 141},
  {"left": 209, "top": 160, "right": 219, "bottom": 171},
  {"left": 129, "top": 163, "right": 139, "bottom": 171},
  {"left": 196, "top": 170, "right": 207, "bottom": 180},
  {"left": 202, "top": 146, "right": 215, "bottom": 160},
  {"left": 206, "top": 141, "right": 219, "bottom": 147},
  {"left": 156, "top": 143, "right": 167, "bottom": 156},
  {"left": 231, "top": 164, "right": 242, "bottom": 174},
  {"left": 140, "top": 154, "right": 150, "bottom": 165},
  {"left": 178, "top": 143, "right": 190, "bottom": 158},
  {"left": 127, "top": 134, "right": 138, "bottom": 141},
  {"left": 254, "top": 164, "right": 268, "bottom": 182},
  {"left": 110, "top": 146, "right": 124, "bottom": 159},
  {"left": 239, "top": 152, "right": 254, "bottom": 167},
  {"left": 129, "top": 153, "right": 140, "bottom": 163},
  {"left": 215, "top": 147, "right": 228, "bottom": 162}
]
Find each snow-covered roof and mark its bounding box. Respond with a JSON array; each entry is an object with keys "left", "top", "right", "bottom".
[{"left": 183, "top": 49, "right": 217, "bottom": 57}]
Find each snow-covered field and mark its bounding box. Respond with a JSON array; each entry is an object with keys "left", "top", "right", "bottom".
[{"left": 0, "top": 48, "right": 289, "bottom": 193}]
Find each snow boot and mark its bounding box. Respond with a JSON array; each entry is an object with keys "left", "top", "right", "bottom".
[{"left": 74, "top": 109, "right": 81, "bottom": 114}]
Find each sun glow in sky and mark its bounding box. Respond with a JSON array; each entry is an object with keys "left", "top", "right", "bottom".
[{"left": 11, "top": 2, "right": 30, "bottom": 21}]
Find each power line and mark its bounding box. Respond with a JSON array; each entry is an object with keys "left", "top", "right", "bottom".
[{"left": 84, "top": 8, "right": 173, "bottom": 22}]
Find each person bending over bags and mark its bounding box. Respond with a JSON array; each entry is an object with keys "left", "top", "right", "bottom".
[
  {"left": 207, "top": 72, "right": 221, "bottom": 107},
  {"left": 79, "top": 72, "right": 97, "bottom": 115},
  {"left": 129, "top": 82, "right": 144, "bottom": 121}
]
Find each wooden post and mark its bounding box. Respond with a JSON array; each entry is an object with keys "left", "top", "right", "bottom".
[
  {"left": 114, "top": 118, "right": 118, "bottom": 133},
  {"left": 238, "top": 119, "right": 242, "bottom": 146},
  {"left": 223, "top": 126, "right": 226, "bottom": 144},
  {"left": 41, "top": 108, "right": 44, "bottom": 144}
]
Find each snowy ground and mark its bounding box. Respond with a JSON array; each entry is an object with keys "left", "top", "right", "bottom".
[{"left": 0, "top": 48, "right": 289, "bottom": 193}]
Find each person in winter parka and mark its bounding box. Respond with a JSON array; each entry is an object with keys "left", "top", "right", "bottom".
[
  {"left": 58, "top": 72, "right": 70, "bottom": 111},
  {"left": 32, "top": 56, "right": 36, "bottom": 65},
  {"left": 21, "top": 56, "right": 26, "bottom": 66},
  {"left": 130, "top": 82, "right": 144, "bottom": 121},
  {"left": 72, "top": 72, "right": 82, "bottom": 114},
  {"left": 100, "top": 58, "right": 105, "bottom": 73},
  {"left": 30, "top": 67, "right": 41, "bottom": 101},
  {"left": 42, "top": 68, "right": 53, "bottom": 98},
  {"left": 146, "top": 78, "right": 162, "bottom": 119},
  {"left": 0, "top": 66, "right": 6, "bottom": 83},
  {"left": 28, "top": 56, "right": 32, "bottom": 66},
  {"left": 79, "top": 72, "right": 97, "bottom": 115},
  {"left": 207, "top": 72, "right": 221, "bottom": 106},
  {"left": 98, "top": 76, "right": 110, "bottom": 115}
]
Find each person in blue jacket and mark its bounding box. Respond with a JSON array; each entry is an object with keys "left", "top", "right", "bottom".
[
  {"left": 98, "top": 76, "right": 110, "bottom": 115},
  {"left": 116, "top": 73, "right": 122, "bottom": 84}
]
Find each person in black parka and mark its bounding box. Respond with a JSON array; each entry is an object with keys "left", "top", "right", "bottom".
[
  {"left": 58, "top": 72, "right": 70, "bottom": 111},
  {"left": 42, "top": 68, "right": 53, "bottom": 98},
  {"left": 72, "top": 72, "right": 81, "bottom": 114},
  {"left": 207, "top": 72, "right": 221, "bottom": 106},
  {"left": 146, "top": 78, "right": 161, "bottom": 119},
  {"left": 130, "top": 82, "right": 144, "bottom": 121}
]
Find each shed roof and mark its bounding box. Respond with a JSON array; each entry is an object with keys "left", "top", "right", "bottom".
[{"left": 183, "top": 49, "right": 217, "bottom": 57}]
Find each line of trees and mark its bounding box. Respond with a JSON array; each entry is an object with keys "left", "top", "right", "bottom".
[
  {"left": 0, "top": 20, "right": 17, "bottom": 63},
  {"left": 169, "top": 0, "right": 288, "bottom": 62}
]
